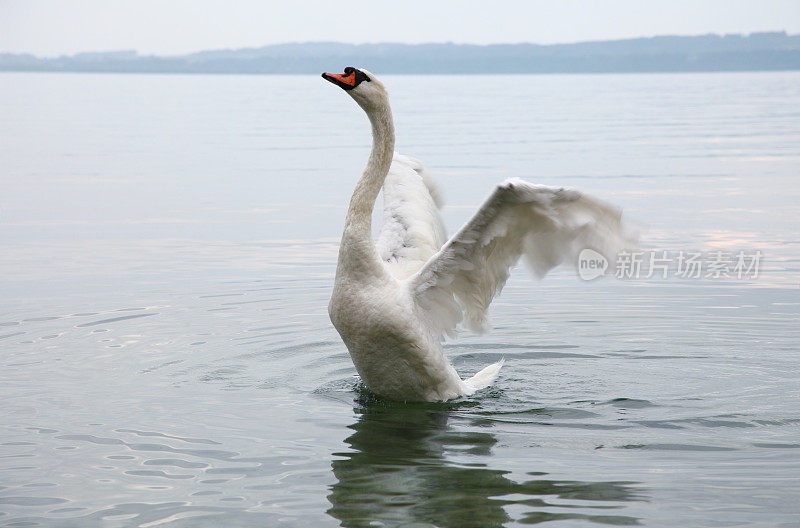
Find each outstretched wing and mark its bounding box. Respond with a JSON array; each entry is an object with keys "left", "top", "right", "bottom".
[
  {"left": 407, "top": 179, "right": 636, "bottom": 339},
  {"left": 376, "top": 154, "right": 448, "bottom": 279}
]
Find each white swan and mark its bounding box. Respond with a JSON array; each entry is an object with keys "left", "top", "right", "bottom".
[{"left": 323, "top": 67, "right": 633, "bottom": 402}]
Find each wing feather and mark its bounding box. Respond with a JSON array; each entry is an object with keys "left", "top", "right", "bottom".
[
  {"left": 408, "top": 178, "right": 636, "bottom": 340},
  {"left": 376, "top": 154, "right": 447, "bottom": 279}
]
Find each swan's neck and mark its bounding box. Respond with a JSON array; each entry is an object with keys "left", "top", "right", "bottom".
[
  {"left": 338, "top": 100, "right": 394, "bottom": 279},
  {"left": 346, "top": 102, "right": 395, "bottom": 234}
]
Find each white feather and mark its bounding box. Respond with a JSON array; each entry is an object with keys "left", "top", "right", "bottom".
[
  {"left": 408, "top": 179, "right": 636, "bottom": 339},
  {"left": 376, "top": 153, "right": 447, "bottom": 279}
]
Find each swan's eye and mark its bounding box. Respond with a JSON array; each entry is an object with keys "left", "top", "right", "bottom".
[{"left": 352, "top": 69, "right": 371, "bottom": 86}]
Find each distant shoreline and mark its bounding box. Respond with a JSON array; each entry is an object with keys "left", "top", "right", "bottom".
[
  {"left": 3, "top": 32, "right": 799, "bottom": 74},
  {"left": 3, "top": 69, "right": 799, "bottom": 76}
]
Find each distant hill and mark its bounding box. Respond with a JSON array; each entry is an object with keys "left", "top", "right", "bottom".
[{"left": 2, "top": 32, "right": 799, "bottom": 74}]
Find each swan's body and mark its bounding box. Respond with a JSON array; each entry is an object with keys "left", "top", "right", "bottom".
[{"left": 323, "top": 68, "right": 633, "bottom": 402}]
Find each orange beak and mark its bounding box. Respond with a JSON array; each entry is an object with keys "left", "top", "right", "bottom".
[{"left": 322, "top": 70, "right": 357, "bottom": 90}]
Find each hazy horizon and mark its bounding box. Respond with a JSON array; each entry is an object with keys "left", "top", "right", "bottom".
[
  {"left": 5, "top": 33, "right": 798, "bottom": 74},
  {"left": 2, "top": 31, "right": 798, "bottom": 59},
  {"left": 2, "top": 0, "right": 799, "bottom": 57}
]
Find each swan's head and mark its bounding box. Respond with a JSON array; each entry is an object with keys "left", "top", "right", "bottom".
[{"left": 322, "top": 67, "right": 388, "bottom": 111}]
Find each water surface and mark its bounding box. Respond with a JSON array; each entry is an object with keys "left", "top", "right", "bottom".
[{"left": 1, "top": 72, "right": 799, "bottom": 527}]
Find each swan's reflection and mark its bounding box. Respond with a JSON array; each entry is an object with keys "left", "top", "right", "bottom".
[{"left": 327, "top": 402, "right": 643, "bottom": 527}]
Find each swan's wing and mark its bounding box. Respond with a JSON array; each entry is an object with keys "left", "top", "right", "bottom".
[
  {"left": 408, "top": 179, "right": 636, "bottom": 339},
  {"left": 376, "top": 154, "right": 448, "bottom": 279}
]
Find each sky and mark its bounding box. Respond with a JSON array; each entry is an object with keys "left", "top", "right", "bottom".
[{"left": 1, "top": 0, "right": 799, "bottom": 57}]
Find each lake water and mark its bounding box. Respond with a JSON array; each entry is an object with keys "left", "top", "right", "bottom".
[{"left": 1, "top": 71, "right": 799, "bottom": 527}]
